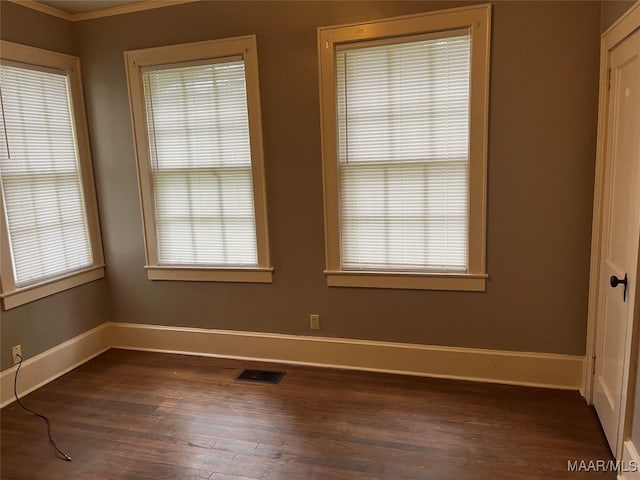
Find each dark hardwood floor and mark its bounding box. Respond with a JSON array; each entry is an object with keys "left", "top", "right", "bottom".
[{"left": 1, "top": 349, "right": 614, "bottom": 479}]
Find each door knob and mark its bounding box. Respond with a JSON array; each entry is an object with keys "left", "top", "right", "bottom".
[{"left": 610, "top": 273, "right": 628, "bottom": 302}]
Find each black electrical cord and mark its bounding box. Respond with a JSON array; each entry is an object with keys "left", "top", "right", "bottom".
[{"left": 13, "top": 353, "right": 72, "bottom": 462}]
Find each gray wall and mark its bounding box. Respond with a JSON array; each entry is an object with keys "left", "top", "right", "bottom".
[
  {"left": 0, "top": 1, "right": 111, "bottom": 371},
  {"left": 0, "top": 0, "right": 607, "bottom": 372},
  {"left": 74, "top": 0, "right": 600, "bottom": 356}
]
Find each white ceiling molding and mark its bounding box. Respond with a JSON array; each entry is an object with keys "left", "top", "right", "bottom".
[
  {"left": 8, "top": 0, "right": 72, "bottom": 20},
  {"left": 39, "top": 1, "right": 144, "bottom": 15},
  {"left": 7, "top": 0, "right": 201, "bottom": 22}
]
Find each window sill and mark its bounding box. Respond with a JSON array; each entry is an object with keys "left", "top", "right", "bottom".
[
  {"left": 325, "top": 270, "right": 487, "bottom": 291},
  {"left": 145, "top": 266, "right": 273, "bottom": 283},
  {"left": 1, "top": 265, "right": 106, "bottom": 310}
]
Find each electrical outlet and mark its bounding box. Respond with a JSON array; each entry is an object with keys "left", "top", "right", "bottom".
[
  {"left": 11, "top": 345, "right": 22, "bottom": 365},
  {"left": 310, "top": 314, "right": 320, "bottom": 330}
]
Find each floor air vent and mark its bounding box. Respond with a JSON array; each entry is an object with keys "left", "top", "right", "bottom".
[{"left": 236, "top": 369, "right": 285, "bottom": 384}]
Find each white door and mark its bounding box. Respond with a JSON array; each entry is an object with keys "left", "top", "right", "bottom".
[{"left": 593, "top": 29, "right": 640, "bottom": 456}]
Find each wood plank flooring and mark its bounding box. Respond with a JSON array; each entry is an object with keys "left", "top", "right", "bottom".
[{"left": 1, "top": 349, "right": 614, "bottom": 479}]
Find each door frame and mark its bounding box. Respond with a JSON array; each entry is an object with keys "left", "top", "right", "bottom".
[{"left": 584, "top": 0, "right": 640, "bottom": 458}]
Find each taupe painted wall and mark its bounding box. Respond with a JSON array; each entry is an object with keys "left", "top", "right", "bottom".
[
  {"left": 73, "top": 0, "right": 600, "bottom": 355},
  {"left": 0, "top": 1, "right": 111, "bottom": 371}
]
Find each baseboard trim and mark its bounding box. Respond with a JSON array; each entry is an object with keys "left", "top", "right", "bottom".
[
  {"left": 110, "top": 322, "right": 584, "bottom": 390},
  {"left": 0, "top": 322, "right": 585, "bottom": 408},
  {"left": 0, "top": 323, "right": 110, "bottom": 408},
  {"left": 620, "top": 440, "right": 640, "bottom": 479}
]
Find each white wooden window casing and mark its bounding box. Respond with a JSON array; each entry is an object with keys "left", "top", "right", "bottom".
[
  {"left": 0, "top": 42, "right": 105, "bottom": 310},
  {"left": 318, "top": 5, "right": 491, "bottom": 291},
  {"left": 125, "top": 35, "right": 272, "bottom": 283}
]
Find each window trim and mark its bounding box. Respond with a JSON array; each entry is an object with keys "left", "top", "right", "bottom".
[
  {"left": 317, "top": 5, "right": 491, "bottom": 291},
  {"left": 124, "top": 35, "right": 272, "bottom": 283},
  {"left": 0, "top": 41, "right": 105, "bottom": 310}
]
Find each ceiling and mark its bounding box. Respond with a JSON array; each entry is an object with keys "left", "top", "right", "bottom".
[{"left": 37, "top": 0, "right": 143, "bottom": 14}]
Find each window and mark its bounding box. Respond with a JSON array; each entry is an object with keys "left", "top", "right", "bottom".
[
  {"left": 0, "top": 41, "right": 105, "bottom": 310},
  {"left": 318, "top": 5, "right": 491, "bottom": 291},
  {"left": 125, "top": 35, "right": 272, "bottom": 282}
]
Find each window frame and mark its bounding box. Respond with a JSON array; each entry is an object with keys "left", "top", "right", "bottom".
[
  {"left": 317, "top": 5, "right": 491, "bottom": 291},
  {"left": 0, "top": 41, "right": 105, "bottom": 310},
  {"left": 124, "top": 35, "right": 272, "bottom": 283}
]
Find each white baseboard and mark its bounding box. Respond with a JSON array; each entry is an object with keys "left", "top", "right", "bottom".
[
  {"left": 110, "top": 322, "right": 584, "bottom": 390},
  {"left": 0, "top": 321, "right": 585, "bottom": 408},
  {"left": 620, "top": 440, "right": 640, "bottom": 479},
  {"left": 0, "top": 323, "right": 110, "bottom": 408}
]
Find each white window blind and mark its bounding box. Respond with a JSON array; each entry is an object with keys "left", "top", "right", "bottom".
[
  {"left": 0, "top": 62, "right": 92, "bottom": 287},
  {"left": 336, "top": 32, "right": 470, "bottom": 272},
  {"left": 142, "top": 58, "right": 258, "bottom": 267}
]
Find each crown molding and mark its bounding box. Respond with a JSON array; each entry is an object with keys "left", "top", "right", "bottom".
[
  {"left": 7, "top": 0, "right": 72, "bottom": 20},
  {"left": 6, "top": 0, "right": 201, "bottom": 22}
]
